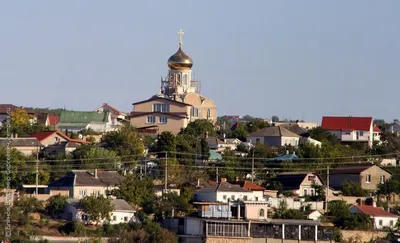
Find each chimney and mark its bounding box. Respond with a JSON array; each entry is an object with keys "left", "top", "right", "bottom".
[
  {"left": 235, "top": 177, "right": 239, "bottom": 182},
  {"left": 197, "top": 178, "right": 200, "bottom": 187},
  {"left": 15, "top": 133, "right": 18, "bottom": 138},
  {"left": 94, "top": 169, "right": 98, "bottom": 179},
  {"left": 220, "top": 178, "right": 227, "bottom": 183},
  {"left": 286, "top": 150, "right": 289, "bottom": 154}
]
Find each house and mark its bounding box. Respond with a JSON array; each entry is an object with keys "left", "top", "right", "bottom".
[
  {"left": 321, "top": 116, "right": 380, "bottom": 147},
  {"left": 35, "top": 113, "right": 60, "bottom": 129},
  {"left": 65, "top": 198, "right": 136, "bottom": 225},
  {"left": 94, "top": 103, "right": 128, "bottom": 129},
  {"left": 272, "top": 172, "right": 324, "bottom": 197},
  {"left": 43, "top": 141, "right": 82, "bottom": 156},
  {"left": 0, "top": 138, "right": 42, "bottom": 156},
  {"left": 274, "top": 151, "right": 299, "bottom": 162},
  {"left": 154, "top": 184, "right": 181, "bottom": 197},
  {"left": 273, "top": 121, "right": 318, "bottom": 130},
  {"left": 206, "top": 136, "right": 225, "bottom": 151},
  {"left": 388, "top": 122, "right": 400, "bottom": 135},
  {"left": 277, "top": 123, "right": 322, "bottom": 147},
  {"left": 48, "top": 169, "right": 123, "bottom": 199},
  {"left": 193, "top": 178, "right": 269, "bottom": 221},
  {"left": 349, "top": 205, "right": 399, "bottom": 230},
  {"left": 56, "top": 111, "right": 113, "bottom": 133},
  {"left": 130, "top": 96, "right": 194, "bottom": 134},
  {"left": 305, "top": 210, "right": 323, "bottom": 221},
  {"left": 329, "top": 164, "right": 391, "bottom": 191},
  {"left": 247, "top": 126, "right": 300, "bottom": 147},
  {"left": 0, "top": 104, "right": 36, "bottom": 126},
  {"left": 234, "top": 180, "right": 266, "bottom": 200}
]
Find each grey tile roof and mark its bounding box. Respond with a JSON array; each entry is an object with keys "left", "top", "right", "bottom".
[
  {"left": 0, "top": 138, "right": 42, "bottom": 147},
  {"left": 273, "top": 172, "right": 309, "bottom": 190},
  {"left": 248, "top": 126, "right": 299, "bottom": 138},
  {"left": 217, "top": 182, "right": 250, "bottom": 193},
  {"left": 330, "top": 164, "right": 374, "bottom": 174},
  {"left": 278, "top": 124, "right": 308, "bottom": 136},
  {"left": 48, "top": 170, "right": 123, "bottom": 188},
  {"left": 67, "top": 198, "right": 134, "bottom": 212}
]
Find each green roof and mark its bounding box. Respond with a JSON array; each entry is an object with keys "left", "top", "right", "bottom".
[
  {"left": 58, "top": 111, "right": 110, "bottom": 124},
  {"left": 209, "top": 150, "right": 222, "bottom": 161}
]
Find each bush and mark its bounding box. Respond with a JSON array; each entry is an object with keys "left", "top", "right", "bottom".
[{"left": 59, "top": 221, "right": 86, "bottom": 236}]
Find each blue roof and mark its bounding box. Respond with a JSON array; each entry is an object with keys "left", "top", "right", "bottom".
[
  {"left": 275, "top": 153, "right": 299, "bottom": 161},
  {"left": 209, "top": 150, "right": 222, "bottom": 161}
]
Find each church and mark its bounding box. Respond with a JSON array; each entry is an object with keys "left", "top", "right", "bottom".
[{"left": 130, "top": 30, "right": 217, "bottom": 134}]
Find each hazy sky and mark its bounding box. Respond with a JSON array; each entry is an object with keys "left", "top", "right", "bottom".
[{"left": 1, "top": 1, "right": 399, "bottom": 123}]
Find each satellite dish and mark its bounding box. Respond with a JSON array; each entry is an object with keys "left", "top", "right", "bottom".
[{"left": 78, "top": 134, "right": 83, "bottom": 139}]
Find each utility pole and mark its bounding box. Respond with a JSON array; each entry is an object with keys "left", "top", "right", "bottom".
[
  {"left": 35, "top": 144, "right": 39, "bottom": 195},
  {"left": 216, "top": 167, "right": 219, "bottom": 183},
  {"left": 325, "top": 166, "right": 330, "bottom": 213},
  {"left": 164, "top": 152, "right": 168, "bottom": 190},
  {"left": 251, "top": 147, "right": 255, "bottom": 182},
  {"left": 144, "top": 158, "right": 147, "bottom": 175}
]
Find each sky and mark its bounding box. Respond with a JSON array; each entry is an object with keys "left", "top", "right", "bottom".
[{"left": 0, "top": 1, "right": 399, "bottom": 123}]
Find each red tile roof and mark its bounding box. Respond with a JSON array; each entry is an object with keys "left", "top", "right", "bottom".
[
  {"left": 48, "top": 115, "right": 60, "bottom": 126},
  {"left": 236, "top": 180, "right": 266, "bottom": 191},
  {"left": 353, "top": 205, "right": 398, "bottom": 217},
  {"left": 321, "top": 116, "right": 372, "bottom": 131},
  {"left": 373, "top": 125, "right": 381, "bottom": 133},
  {"left": 32, "top": 131, "right": 69, "bottom": 141}
]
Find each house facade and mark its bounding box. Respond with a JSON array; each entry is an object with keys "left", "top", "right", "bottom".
[
  {"left": 0, "top": 138, "right": 42, "bottom": 156},
  {"left": 273, "top": 172, "right": 324, "bottom": 197},
  {"left": 350, "top": 205, "right": 398, "bottom": 230},
  {"left": 247, "top": 126, "right": 300, "bottom": 147},
  {"left": 48, "top": 170, "right": 123, "bottom": 199},
  {"left": 95, "top": 103, "right": 128, "bottom": 130},
  {"left": 130, "top": 97, "right": 192, "bottom": 134},
  {"left": 65, "top": 198, "right": 136, "bottom": 225},
  {"left": 330, "top": 164, "right": 391, "bottom": 191},
  {"left": 321, "top": 116, "right": 380, "bottom": 147},
  {"left": 57, "top": 111, "right": 113, "bottom": 133}
]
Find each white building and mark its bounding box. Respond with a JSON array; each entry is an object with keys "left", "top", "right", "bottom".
[
  {"left": 247, "top": 126, "right": 300, "bottom": 147},
  {"left": 350, "top": 205, "right": 398, "bottom": 230},
  {"left": 321, "top": 116, "right": 381, "bottom": 148},
  {"left": 65, "top": 198, "right": 136, "bottom": 225}
]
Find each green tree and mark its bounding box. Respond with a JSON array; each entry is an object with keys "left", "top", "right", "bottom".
[
  {"left": 308, "top": 127, "right": 339, "bottom": 145},
  {"left": 179, "top": 119, "right": 216, "bottom": 137},
  {"left": 80, "top": 195, "right": 114, "bottom": 225},
  {"left": 0, "top": 147, "right": 33, "bottom": 188},
  {"left": 273, "top": 201, "right": 305, "bottom": 219},
  {"left": 154, "top": 192, "right": 190, "bottom": 221},
  {"left": 156, "top": 132, "right": 176, "bottom": 155},
  {"left": 341, "top": 182, "right": 368, "bottom": 197},
  {"left": 101, "top": 124, "right": 144, "bottom": 167},
  {"left": 113, "top": 174, "right": 155, "bottom": 212},
  {"left": 11, "top": 108, "right": 32, "bottom": 127},
  {"left": 14, "top": 196, "right": 43, "bottom": 214},
  {"left": 46, "top": 195, "right": 68, "bottom": 217},
  {"left": 72, "top": 145, "right": 121, "bottom": 170},
  {"left": 271, "top": 116, "right": 279, "bottom": 122}
]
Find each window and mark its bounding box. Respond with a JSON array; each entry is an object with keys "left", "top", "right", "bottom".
[
  {"left": 379, "top": 220, "right": 383, "bottom": 226},
  {"left": 366, "top": 174, "right": 371, "bottom": 183},
  {"left": 311, "top": 189, "right": 315, "bottom": 196},
  {"left": 146, "top": 116, "right": 155, "bottom": 124},
  {"left": 243, "top": 196, "right": 248, "bottom": 201},
  {"left": 231, "top": 195, "right": 235, "bottom": 200},
  {"left": 207, "top": 109, "right": 211, "bottom": 119},
  {"left": 191, "top": 107, "right": 199, "bottom": 117},
  {"left": 344, "top": 132, "right": 351, "bottom": 135},
  {"left": 159, "top": 116, "right": 168, "bottom": 124},
  {"left": 255, "top": 197, "right": 259, "bottom": 201},
  {"left": 183, "top": 74, "right": 188, "bottom": 86},
  {"left": 79, "top": 190, "right": 87, "bottom": 196},
  {"left": 124, "top": 217, "right": 128, "bottom": 222},
  {"left": 223, "top": 195, "right": 227, "bottom": 200},
  {"left": 304, "top": 189, "right": 308, "bottom": 196},
  {"left": 380, "top": 175, "right": 386, "bottom": 184},
  {"left": 308, "top": 175, "right": 315, "bottom": 181},
  {"left": 152, "top": 104, "right": 170, "bottom": 112},
  {"left": 259, "top": 209, "right": 265, "bottom": 217},
  {"left": 113, "top": 216, "right": 117, "bottom": 221},
  {"left": 360, "top": 131, "right": 364, "bottom": 136},
  {"left": 390, "top": 220, "right": 394, "bottom": 227}
]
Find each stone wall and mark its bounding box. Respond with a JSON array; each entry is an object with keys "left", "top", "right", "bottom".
[
  {"left": 341, "top": 230, "right": 388, "bottom": 243},
  {"left": 206, "top": 237, "right": 251, "bottom": 243}
]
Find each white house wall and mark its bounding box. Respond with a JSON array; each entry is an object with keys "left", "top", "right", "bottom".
[
  {"left": 216, "top": 191, "right": 260, "bottom": 202},
  {"left": 373, "top": 216, "right": 398, "bottom": 230}
]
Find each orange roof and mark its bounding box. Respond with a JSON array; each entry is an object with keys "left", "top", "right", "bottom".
[
  {"left": 236, "top": 180, "right": 266, "bottom": 191},
  {"left": 354, "top": 206, "right": 397, "bottom": 217}
]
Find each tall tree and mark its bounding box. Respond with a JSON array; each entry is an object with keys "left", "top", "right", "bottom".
[
  {"left": 11, "top": 108, "right": 32, "bottom": 127},
  {"left": 72, "top": 145, "right": 121, "bottom": 170},
  {"left": 179, "top": 119, "right": 216, "bottom": 137},
  {"left": 157, "top": 132, "right": 176, "bottom": 156},
  {"left": 80, "top": 195, "right": 114, "bottom": 225}
]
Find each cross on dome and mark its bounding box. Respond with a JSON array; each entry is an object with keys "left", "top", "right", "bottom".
[{"left": 177, "top": 29, "right": 184, "bottom": 47}]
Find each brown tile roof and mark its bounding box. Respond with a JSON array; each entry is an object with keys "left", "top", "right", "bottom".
[
  {"left": 132, "top": 97, "right": 192, "bottom": 106},
  {"left": 248, "top": 126, "right": 299, "bottom": 138},
  {"left": 0, "top": 104, "right": 35, "bottom": 114},
  {"left": 330, "top": 164, "right": 375, "bottom": 174},
  {"left": 235, "top": 181, "right": 266, "bottom": 191},
  {"left": 0, "top": 138, "right": 42, "bottom": 147},
  {"left": 353, "top": 205, "right": 398, "bottom": 217},
  {"left": 130, "top": 111, "right": 188, "bottom": 119}
]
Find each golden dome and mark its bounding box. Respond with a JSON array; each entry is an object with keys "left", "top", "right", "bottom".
[{"left": 168, "top": 46, "right": 193, "bottom": 70}]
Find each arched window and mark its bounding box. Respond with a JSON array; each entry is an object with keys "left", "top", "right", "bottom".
[
  {"left": 259, "top": 209, "right": 265, "bottom": 217},
  {"left": 183, "top": 74, "right": 188, "bottom": 86},
  {"left": 207, "top": 109, "right": 211, "bottom": 119}
]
